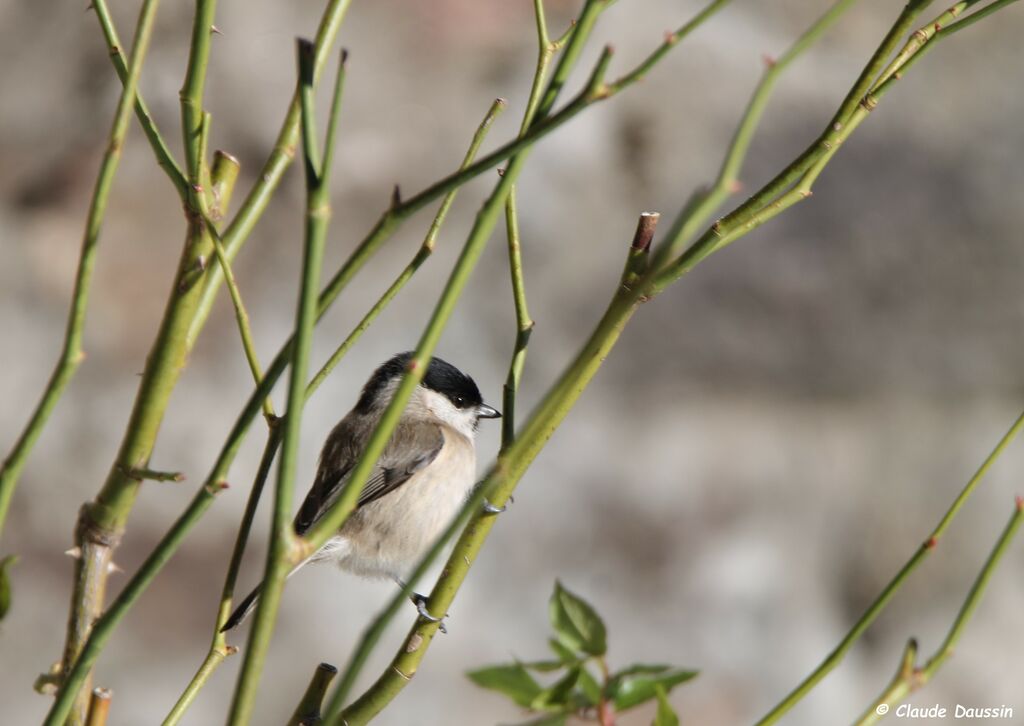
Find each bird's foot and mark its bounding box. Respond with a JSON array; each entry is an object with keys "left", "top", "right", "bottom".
[
  {"left": 412, "top": 593, "right": 448, "bottom": 634},
  {"left": 482, "top": 495, "right": 513, "bottom": 514}
]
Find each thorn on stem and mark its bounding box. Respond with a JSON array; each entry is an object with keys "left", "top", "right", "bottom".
[
  {"left": 210, "top": 24, "right": 223, "bottom": 35},
  {"left": 65, "top": 547, "right": 82, "bottom": 560},
  {"left": 924, "top": 536, "right": 938, "bottom": 550},
  {"left": 496, "top": 168, "right": 506, "bottom": 177},
  {"left": 390, "top": 184, "right": 403, "bottom": 209},
  {"left": 341, "top": 48, "right": 349, "bottom": 65},
  {"left": 762, "top": 53, "right": 777, "bottom": 68},
  {"left": 107, "top": 561, "right": 124, "bottom": 575}
]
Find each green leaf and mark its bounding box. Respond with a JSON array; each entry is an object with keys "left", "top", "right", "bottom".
[
  {"left": 576, "top": 666, "right": 602, "bottom": 707},
  {"left": 653, "top": 685, "right": 680, "bottom": 726},
  {"left": 531, "top": 666, "right": 581, "bottom": 712},
  {"left": 548, "top": 581, "right": 607, "bottom": 656},
  {"left": 613, "top": 663, "right": 672, "bottom": 678},
  {"left": 548, "top": 637, "right": 578, "bottom": 664},
  {"left": 520, "top": 659, "right": 566, "bottom": 673},
  {"left": 466, "top": 663, "right": 542, "bottom": 708},
  {"left": 0, "top": 555, "right": 17, "bottom": 621},
  {"left": 609, "top": 668, "right": 699, "bottom": 711}
]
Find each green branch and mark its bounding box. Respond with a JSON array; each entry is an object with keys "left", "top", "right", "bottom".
[
  {"left": 0, "top": 0, "right": 163, "bottom": 549},
  {"left": 44, "top": 481, "right": 229, "bottom": 726},
  {"left": 187, "top": 0, "right": 354, "bottom": 347},
  {"left": 653, "top": 0, "right": 862, "bottom": 269},
  {"left": 226, "top": 43, "right": 347, "bottom": 726},
  {"left": 754, "top": 409, "right": 1024, "bottom": 725},
  {"left": 91, "top": 0, "right": 188, "bottom": 200},
  {"left": 287, "top": 662, "right": 338, "bottom": 726},
  {"left": 853, "top": 499, "right": 1024, "bottom": 726}
]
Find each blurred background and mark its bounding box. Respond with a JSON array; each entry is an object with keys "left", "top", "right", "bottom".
[{"left": 2, "top": 0, "right": 1023, "bottom": 724}]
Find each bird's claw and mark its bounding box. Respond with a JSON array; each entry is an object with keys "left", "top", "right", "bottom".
[
  {"left": 482, "top": 495, "right": 513, "bottom": 514},
  {"left": 413, "top": 594, "right": 448, "bottom": 634}
]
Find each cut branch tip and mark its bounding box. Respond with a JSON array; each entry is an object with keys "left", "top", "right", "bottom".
[{"left": 630, "top": 212, "right": 660, "bottom": 252}]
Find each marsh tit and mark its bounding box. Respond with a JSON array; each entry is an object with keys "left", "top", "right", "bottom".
[{"left": 222, "top": 351, "right": 500, "bottom": 632}]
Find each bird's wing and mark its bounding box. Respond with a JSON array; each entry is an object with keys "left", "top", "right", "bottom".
[{"left": 292, "top": 418, "right": 445, "bottom": 536}]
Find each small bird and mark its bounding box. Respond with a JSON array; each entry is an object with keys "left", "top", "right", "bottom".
[{"left": 222, "top": 351, "right": 500, "bottom": 632}]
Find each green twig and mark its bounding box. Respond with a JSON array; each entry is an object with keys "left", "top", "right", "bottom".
[
  {"left": 501, "top": 187, "right": 535, "bottom": 450},
  {"left": 653, "top": 0, "right": 861, "bottom": 268},
  {"left": 607, "top": 0, "right": 735, "bottom": 93},
  {"left": 650, "top": 0, "right": 1007, "bottom": 290},
  {"left": 91, "top": 0, "right": 188, "bottom": 200},
  {"left": 161, "top": 641, "right": 238, "bottom": 726},
  {"left": 0, "top": 0, "right": 163, "bottom": 550},
  {"left": 163, "top": 427, "right": 280, "bottom": 726},
  {"left": 226, "top": 44, "right": 346, "bottom": 726},
  {"left": 754, "top": 409, "right": 1024, "bottom": 725},
  {"left": 287, "top": 662, "right": 338, "bottom": 726},
  {"left": 307, "top": 96, "right": 506, "bottom": 396},
  {"left": 187, "top": 0, "right": 354, "bottom": 347},
  {"left": 853, "top": 499, "right": 1024, "bottom": 726},
  {"left": 43, "top": 481, "right": 229, "bottom": 726},
  {"left": 180, "top": 0, "right": 218, "bottom": 184}
]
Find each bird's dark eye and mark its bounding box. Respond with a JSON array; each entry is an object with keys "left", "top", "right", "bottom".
[{"left": 452, "top": 395, "right": 466, "bottom": 408}]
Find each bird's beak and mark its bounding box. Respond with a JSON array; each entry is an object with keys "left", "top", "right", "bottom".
[{"left": 476, "top": 403, "right": 501, "bottom": 419}]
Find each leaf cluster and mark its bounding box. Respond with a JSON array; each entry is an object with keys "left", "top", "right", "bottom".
[{"left": 467, "top": 581, "right": 697, "bottom": 725}]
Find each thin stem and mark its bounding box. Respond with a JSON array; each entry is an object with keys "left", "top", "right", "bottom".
[
  {"left": 853, "top": 500, "right": 1024, "bottom": 726},
  {"left": 501, "top": 186, "right": 535, "bottom": 449},
  {"left": 607, "top": 0, "right": 735, "bottom": 93},
  {"left": 652, "top": 0, "right": 861, "bottom": 268},
  {"left": 226, "top": 43, "right": 345, "bottom": 726},
  {"left": 754, "top": 409, "right": 1024, "bottom": 726},
  {"left": 206, "top": 204, "right": 275, "bottom": 419},
  {"left": 180, "top": 0, "right": 218, "bottom": 183},
  {"left": 651, "top": 0, "right": 987, "bottom": 290},
  {"left": 163, "top": 427, "right": 280, "bottom": 726},
  {"left": 187, "top": 0, "right": 354, "bottom": 347},
  {"left": 91, "top": 0, "right": 188, "bottom": 200},
  {"left": 307, "top": 97, "right": 506, "bottom": 396},
  {"left": 43, "top": 481, "right": 229, "bottom": 726},
  {"left": 0, "top": 0, "right": 163, "bottom": 548},
  {"left": 161, "top": 642, "right": 237, "bottom": 726}
]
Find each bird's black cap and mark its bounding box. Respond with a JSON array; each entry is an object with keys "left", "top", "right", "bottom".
[{"left": 356, "top": 351, "right": 485, "bottom": 413}]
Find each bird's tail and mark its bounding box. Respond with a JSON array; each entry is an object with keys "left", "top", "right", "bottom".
[
  {"left": 220, "top": 547, "right": 331, "bottom": 631},
  {"left": 221, "top": 583, "right": 263, "bottom": 632}
]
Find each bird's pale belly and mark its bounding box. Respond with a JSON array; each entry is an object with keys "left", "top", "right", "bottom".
[{"left": 331, "top": 434, "right": 475, "bottom": 580}]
